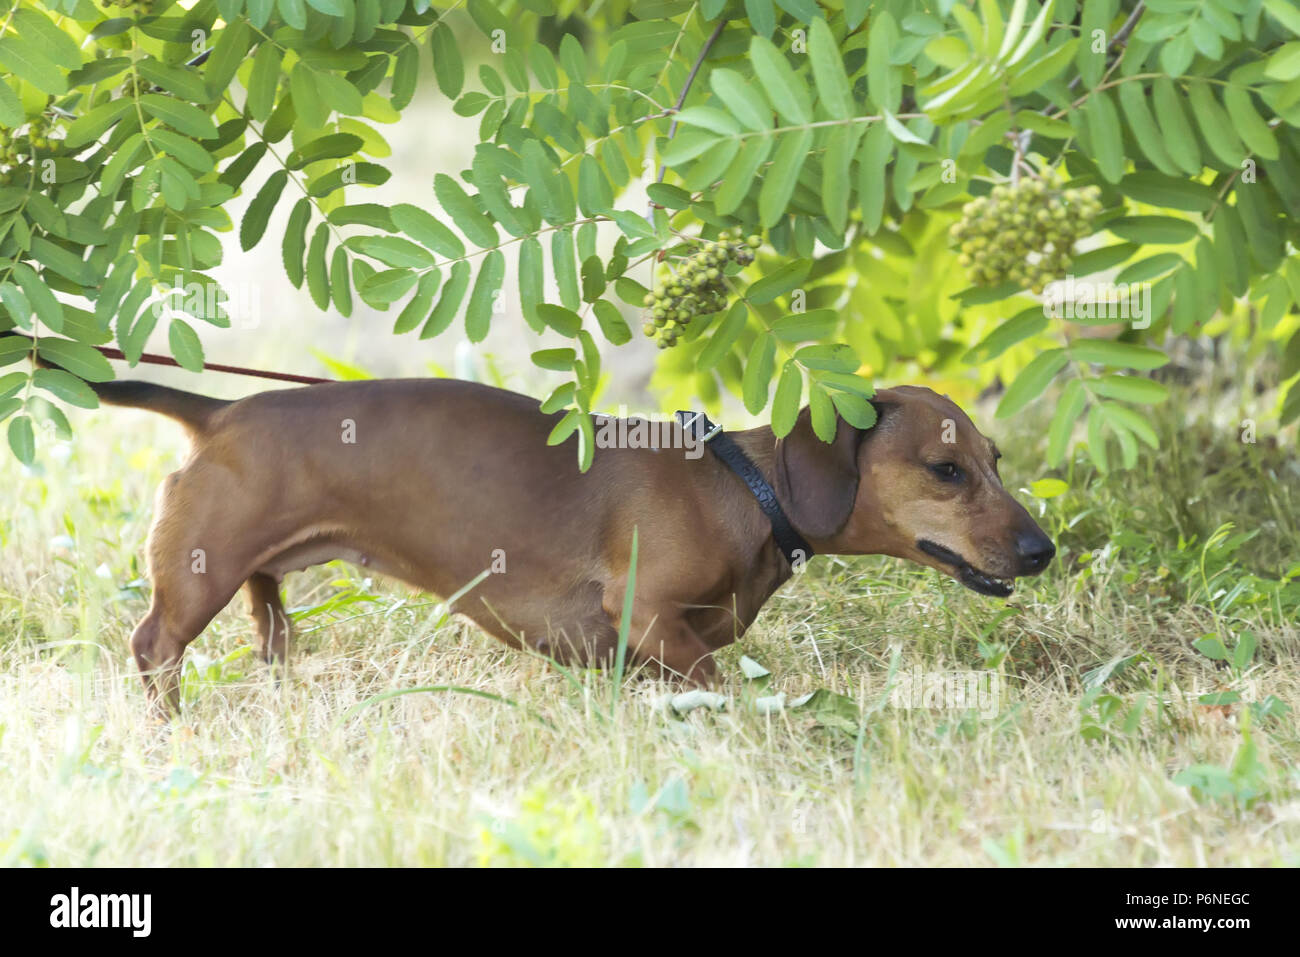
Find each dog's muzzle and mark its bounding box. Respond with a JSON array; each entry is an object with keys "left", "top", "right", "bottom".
[{"left": 917, "top": 539, "right": 1017, "bottom": 598}]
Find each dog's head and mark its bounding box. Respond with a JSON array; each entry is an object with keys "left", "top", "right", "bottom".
[{"left": 773, "top": 386, "right": 1054, "bottom": 596}]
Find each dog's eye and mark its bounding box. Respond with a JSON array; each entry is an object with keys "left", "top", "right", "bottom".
[{"left": 929, "top": 462, "right": 962, "bottom": 481}]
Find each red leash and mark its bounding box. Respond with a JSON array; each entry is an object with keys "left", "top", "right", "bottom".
[
  {"left": 8, "top": 332, "right": 330, "bottom": 384},
  {"left": 96, "top": 344, "right": 331, "bottom": 385},
  {"left": 7, "top": 330, "right": 332, "bottom": 385}
]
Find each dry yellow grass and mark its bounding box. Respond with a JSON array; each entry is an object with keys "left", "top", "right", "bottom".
[{"left": 1, "top": 383, "right": 1297, "bottom": 866}]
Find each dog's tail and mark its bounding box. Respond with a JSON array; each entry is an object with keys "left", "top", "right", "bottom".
[
  {"left": 83, "top": 379, "right": 229, "bottom": 434},
  {"left": 4, "top": 331, "right": 229, "bottom": 434}
]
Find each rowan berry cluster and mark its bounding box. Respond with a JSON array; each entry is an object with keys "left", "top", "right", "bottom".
[
  {"left": 642, "top": 231, "right": 759, "bottom": 349},
  {"left": 0, "top": 116, "right": 58, "bottom": 186},
  {"left": 950, "top": 180, "right": 1103, "bottom": 293}
]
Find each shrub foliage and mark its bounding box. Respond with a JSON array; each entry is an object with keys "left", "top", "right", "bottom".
[{"left": 0, "top": 0, "right": 1297, "bottom": 468}]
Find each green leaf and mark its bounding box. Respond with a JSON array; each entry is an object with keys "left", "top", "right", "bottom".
[
  {"left": 537, "top": 304, "right": 582, "bottom": 337},
  {"left": 1046, "top": 378, "right": 1085, "bottom": 466},
  {"left": 247, "top": 42, "right": 283, "bottom": 122},
  {"left": 519, "top": 237, "right": 545, "bottom": 332},
  {"left": 348, "top": 235, "right": 435, "bottom": 268},
  {"left": 391, "top": 203, "right": 464, "bottom": 259},
  {"left": 0, "top": 36, "right": 67, "bottom": 95},
  {"left": 808, "top": 383, "right": 836, "bottom": 442},
  {"left": 1069, "top": 339, "right": 1169, "bottom": 370},
  {"left": 532, "top": 348, "right": 575, "bottom": 371},
  {"left": 13, "top": 8, "right": 81, "bottom": 71},
  {"left": 747, "top": 259, "right": 811, "bottom": 304},
  {"left": 1266, "top": 0, "right": 1300, "bottom": 33},
  {"left": 151, "top": 129, "right": 216, "bottom": 174},
  {"left": 822, "top": 125, "right": 860, "bottom": 233},
  {"left": 868, "top": 9, "right": 899, "bottom": 111},
  {"left": 306, "top": 224, "right": 330, "bottom": 310},
  {"left": 391, "top": 43, "right": 419, "bottom": 111},
  {"left": 520, "top": 139, "right": 575, "bottom": 225},
  {"left": 1090, "top": 374, "right": 1169, "bottom": 405},
  {"left": 278, "top": 0, "right": 307, "bottom": 29},
  {"left": 421, "top": 260, "right": 471, "bottom": 339},
  {"left": 749, "top": 36, "right": 811, "bottom": 125},
  {"left": 809, "top": 18, "right": 853, "bottom": 120},
  {"left": 32, "top": 368, "right": 97, "bottom": 409},
  {"left": 772, "top": 308, "right": 837, "bottom": 342},
  {"left": 287, "top": 133, "right": 365, "bottom": 169},
  {"left": 360, "top": 268, "right": 419, "bottom": 305},
  {"left": 465, "top": 250, "right": 505, "bottom": 342},
  {"left": 64, "top": 99, "right": 134, "bottom": 149},
  {"left": 1187, "top": 82, "right": 1245, "bottom": 168},
  {"left": 1223, "top": 84, "right": 1279, "bottom": 161},
  {"left": 33, "top": 337, "right": 113, "bottom": 383},
  {"left": 577, "top": 155, "right": 614, "bottom": 216},
  {"left": 0, "top": 78, "right": 26, "bottom": 127},
  {"left": 670, "top": 106, "right": 743, "bottom": 136},
  {"left": 0, "top": 283, "right": 31, "bottom": 327},
  {"left": 168, "top": 319, "right": 204, "bottom": 373},
  {"left": 393, "top": 270, "right": 442, "bottom": 334},
  {"left": 857, "top": 122, "right": 892, "bottom": 234},
  {"left": 963, "top": 306, "right": 1048, "bottom": 362},
  {"left": 1085, "top": 404, "right": 1109, "bottom": 471},
  {"left": 795, "top": 343, "right": 858, "bottom": 372},
  {"left": 593, "top": 300, "right": 632, "bottom": 345},
  {"left": 137, "top": 59, "right": 209, "bottom": 103},
  {"left": 1153, "top": 78, "right": 1201, "bottom": 175},
  {"left": 708, "top": 69, "right": 771, "bottom": 132},
  {"left": 698, "top": 300, "right": 748, "bottom": 371},
  {"left": 996, "top": 348, "right": 1067, "bottom": 418},
  {"left": 771, "top": 360, "right": 803, "bottom": 437},
  {"left": 760, "top": 129, "right": 811, "bottom": 228},
  {"left": 742, "top": 334, "right": 776, "bottom": 414},
  {"left": 1116, "top": 83, "right": 1178, "bottom": 177},
  {"left": 8, "top": 414, "right": 34, "bottom": 465},
  {"left": 547, "top": 408, "right": 581, "bottom": 446},
  {"left": 205, "top": 17, "right": 250, "bottom": 100},
  {"left": 283, "top": 198, "right": 311, "bottom": 288},
  {"left": 140, "top": 94, "right": 219, "bottom": 140},
  {"left": 829, "top": 390, "right": 876, "bottom": 429},
  {"left": 433, "top": 173, "right": 497, "bottom": 248},
  {"left": 430, "top": 23, "right": 464, "bottom": 99},
  {"left": 1085, "top": 90, "right": 1125, "bottom": 183},
  {"left": 1159, "top": 32, "right": 1194, "bottom": 78},
  {"left": 290, "top": 62, "right": 327, "bottom": 129},
  {"left": 13, "top": 264, "right": 63, "bottom": 333},
  {"left": 552, "top": 228, "right": 579, "bottom": 310},
  {"left": 580, "top": 256, "right": 605, "bottom": 303},
  {"left": 745, "top": 0, "right": 777, "bottom": 37},
  {"left": 1107, "top": 215, "right": 1198, "bottom": 245},
  {"left": 715, "top": 135, "right": 774, "bottom": 216},
  {"left": 1117, "top": 172, "right": 1215, "bottom": 212},
  {"left": 240, "top": 169, "right": 288, "bottom": 251},
  {"left": 0, "top": 335, "right": 32, "bottom": 366}
]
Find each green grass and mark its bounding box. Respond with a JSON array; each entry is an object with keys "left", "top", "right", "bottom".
[{"left": 0, "top": 368, "right": 1297, "bottom": 867}]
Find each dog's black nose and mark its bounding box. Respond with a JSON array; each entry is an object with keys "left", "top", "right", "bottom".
[{"left": 1016, "top": 531, "right": 1056, "bottom": 575}]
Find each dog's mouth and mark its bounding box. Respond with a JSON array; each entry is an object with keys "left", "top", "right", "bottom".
[{"left": 917, "top": 539, "right": 1014, "bottom": 598}]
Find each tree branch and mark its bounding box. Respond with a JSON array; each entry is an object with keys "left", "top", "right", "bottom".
[{"left": 648, "top": 17, "right": 729, "bottom": 213}]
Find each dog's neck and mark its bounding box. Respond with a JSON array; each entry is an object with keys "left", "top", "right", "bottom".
[
  {"left": 730, "top": 424, "right": 853, "bottom": 554},
  {"left": 724, "top": 425, "right": 800, "bottom": 602}
]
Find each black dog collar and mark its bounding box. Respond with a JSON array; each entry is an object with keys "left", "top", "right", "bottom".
[{"left": 676, "top": 410, "right": 814, "bottom": 568}]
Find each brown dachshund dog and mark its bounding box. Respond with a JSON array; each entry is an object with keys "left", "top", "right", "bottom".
[{"left": 68, "top": 375, "right": 1054, "bottom": 715}]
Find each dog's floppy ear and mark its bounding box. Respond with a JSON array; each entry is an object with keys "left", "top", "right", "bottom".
[{"left": 773, "top": 408, "right": 863, "bottom": 540}]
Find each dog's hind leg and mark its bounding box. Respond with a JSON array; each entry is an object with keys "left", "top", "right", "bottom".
[
  {"left": 130, "top": 466, "right": 255, "bottom": 717},
  {"left": 243, "top": 572, "right": 291, "bottom": 665},
  {"left": 129, "top": 581, "right": 240, "bottom": 719}
]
